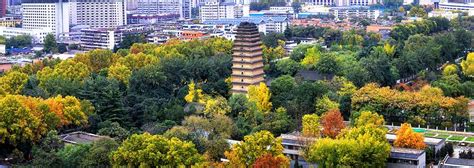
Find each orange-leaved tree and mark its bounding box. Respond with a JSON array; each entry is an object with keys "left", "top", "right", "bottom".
[
  {"left": 321, "top": 109, "right": 345, "bottom": 139},
  {"left": 252, "top": 154, "right": 289, "bottom": 168},
  {"left": 394, "top": 123, "right": 426, "bottom": 150}
]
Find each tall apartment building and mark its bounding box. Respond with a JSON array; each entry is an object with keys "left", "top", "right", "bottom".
[
  {"left": 231, "top": 22, "right": 265, "bottom": 94},
  {"left": 0, "top": 0, "right": 6, "bottom": 17},
  {"left": 303, "top": 0, "right": 376, "bottom": 6},
  {"left": 21, "top": 0, "right": 70, "bottom": 37},
  {"left": 80, "top": 25, "right": 150, "bottom": 50},
  {"left": 137, "top": 0, "right": 191, "bottom": 19},
  {"left": 200, "top": 2, "right": 243, "bottom": 21},
  {"left": 69, "top": 0, "right": 127, "bottom": 28}
]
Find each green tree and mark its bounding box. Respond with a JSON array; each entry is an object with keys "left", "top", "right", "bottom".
[
  {"left": 111, "top": 133, "right": 204, "bottom": 167},
  {"left": 97, "top": 122, "right": 130, "bottom": 141},
  {"left": 314, "top": 95, "right": 339, "bottom": 115},
  {"left": 81, "top": 138, "right": 119, "bottom": 167},
  {"left": 43, "top": 34, "right": 58, "bottom": 53}
]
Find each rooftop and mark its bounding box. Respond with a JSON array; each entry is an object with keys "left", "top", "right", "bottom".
[
  {"left": 60, "top": 131, "right": 109, "bottom": 145},
  {"left": 443, "top": 157, "right": 474, "bottom": 166},
  {"left": 386, "top": 134, "right": 445, "bottom": 146},
  {"left": 390, "top": 147, "right": 425, "bottom": 160}
]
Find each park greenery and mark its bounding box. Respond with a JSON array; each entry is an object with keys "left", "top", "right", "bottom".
[{"left": 0, "top": 15, "right": 473, "bottom": 167}]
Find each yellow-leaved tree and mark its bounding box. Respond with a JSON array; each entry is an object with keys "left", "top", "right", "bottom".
[
  {"left": 247, "top": 82, "right": 272, "bottom": 113},
  {"left": 184, "top": 81, "right": 207, "bottom": 104},
  {"left": 302, "top": 113, "right": 320, "bottom": 137},
  {"left": 461, "top": 52, "right": 474, "bottom": 78}
]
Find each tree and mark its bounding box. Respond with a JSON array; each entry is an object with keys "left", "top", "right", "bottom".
[
  {"left": 119, "top": 34, "right": 146, "bottom": 49},
  {"left": 0, "top": 71, "right": 29, "bottom": 95},
  {"left": 314, "top": 95, "right": 339, "bottom": 115},
  {"left": 81, "top": 138, "right": 119, "bottom": 167},
  {"left": 108, "top": 63, "right": 132, "bottom": 85},
  {"left": 111, "top": 133, "right": 204, "bottom": 167},
  {"left": 276, "top": 58, "right": 301, "bottom": 76},
  {"left": 321, "top": 109, "right": 345, "bottom": 139},
  {"left": 97, "top": 122, "right": 130, "bottom": 141},
  {"left": 204, "top": 96, "right": 231, "bottom": 116},
  {"left": 302, "top": 114, "right": 320, "bottom": 137},
  {"left": 247, "top": 83, "right": 272, "bottom": 113},
  {"left": 315, "top": 53, "right": 340, "bottom": 74},
  {"left": 43, "top": 34, "right": 58, "bottom": 53},
  {"left": 253, "top": 153, "right": 290, "bottom": 168},
  {"left": 408, "top": 6, "right": 427, "bottom": 17},
  {"left": 461, "top": 53, "right": 474, "bottom": 78},
  {"left": 57, "top": 43, "right": 67, "bottom": 53},
  {"left": 225, "top": 130, "right": 287, "bottom": 166},
  {"left": 443, "top": 64, "right": 458, "bottom": 76},
  {"left": 301, "top": 47, "right": 321, "bottom": 69},
  {"left": 185, "top": 81, "right": 207, "bottom": 104},
  {"left": 394, "top": 123, "right": 426, "bottom": 150},
  {"left": 353, "top": 111, "right": 385, "bottom": 127}
]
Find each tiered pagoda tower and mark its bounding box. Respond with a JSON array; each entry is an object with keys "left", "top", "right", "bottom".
[{"left": 231, "top": 22, "right": 265, "bottom": 94}]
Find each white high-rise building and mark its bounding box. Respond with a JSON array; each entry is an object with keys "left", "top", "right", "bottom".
[
  {"left": 200, "top": 2, "right": 243, "bottom": 21},
  {"left": 137, "top": 0, "right": 191, "bottom": 19},
  {"left": 304, "top": 0, "right": 376, "bottom": 6},
  {"left": 69, "top": 0, "right": 127, "bottom": 28},
  {"left": 21, "top": 0, "right": 70, "bottom": 37}
]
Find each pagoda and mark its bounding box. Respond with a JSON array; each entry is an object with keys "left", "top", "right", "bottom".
[{"left": 231, "top": 22, "right": 265, "bottom": 94}]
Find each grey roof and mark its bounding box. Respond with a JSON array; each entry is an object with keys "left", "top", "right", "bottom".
[
  {"left": 386, "top": 134, "right": 445, "bottom": 146},
  {"left": 390, "top": 147, "right": 425, "bottom": 160},
  {"left": 203, "top": 16, "right": 288, "bottom": 25},
  {"left": 445, "top": 157, "right": 474, "bottom": 166},
  {"left": 60, "top": 131, "right": 108, "bottom": 145}
]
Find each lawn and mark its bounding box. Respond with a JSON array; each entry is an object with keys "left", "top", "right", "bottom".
[
  {"left": 465, "top": 137, "right": 474, "bottom": 142},
  {"left": 448, "top": 136, "right": 465, "bottom": 141},
  {"left": 424, "top": 133, "right": 436, "bottom": 137},
  {"left": 436, "top": 134, "right": 450, "bottom": 139}
]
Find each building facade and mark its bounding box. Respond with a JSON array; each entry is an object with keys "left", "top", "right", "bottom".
[
  {"left": 137, "top": 0, "right": 191, "bottom": 19},
  {"left": 70, "top": 0, "right": 127, "bottom": 28},
  {"left": 200, "top": 2, "right": 243, "bottom": 21},
  {"left": 231, "top": 22, "right": 265, "bottom": 94},
  {"left": 0, "top": 27, "right": 51, "bottom": 43},
  {"left": 202, "top": 16, "right": 289, "bottom": 34},
  {"left": 21, "top": 0, "right": 70, "bottom": 37},
  {"left": 0, "top": 17, "right": 21, "bottom": 27},
  {"left": 80, "top": 25, "right": 149, "bottom": 50}
]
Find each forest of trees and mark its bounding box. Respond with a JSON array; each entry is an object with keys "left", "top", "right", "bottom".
[{"left": 0, "top": 16, "right": 473, "bottom": 167}]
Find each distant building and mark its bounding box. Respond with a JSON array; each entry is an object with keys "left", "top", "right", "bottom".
[
  {"left": 0, "top": 27, "right": 51, "bottom": 43},
  {"left": 303, "top": 0, "right": 376, "bottom": 6},
  {"left": 127, "top": 13, "right": 180, "bottom": 24},
  {"left": 387, "top": 147, "right": 426, "bottom": 168},
  {"left": 162, "top": 29, "right": 208, "bottom": 40},
  {"left": 202, "top": 16, "right": 289, "bottom": 34},
  {"left": 80, "top": 25, "right": 150, "bottom": 50},
  {"left": 21, "top": 0, "right": 70, "bottom": 37},
  {"left": 0, "top": 0, "right": 6, "bottom": 18},
  {"left": 438, "top": 1, "right": 474, "bottom": 16},
  {"left": 428, "top": 10, "right": 460, "bottom": 20},
  {"left": 0, "top": 17, "right": 21, "bottom": 27},
  {"left": 137, "top": 0, "right": 192, "bottom": 19},
  {"left": 69, "top": 0, "right": 127, "bottom": 28},
  {"left": 329, "top": 6, "right": 381, "bottom": 20},
  {"left": 366, "top": 24, "right": 393, "bottom": 33},
  {"left": 147, "top": 33, "right": 171, "bottom": 44},
  {"left": 200, "top": 2, "right": 243, "bottom": 21},
  {"left": 231, "top": 22, "right": 265, "bottom": 94}
]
